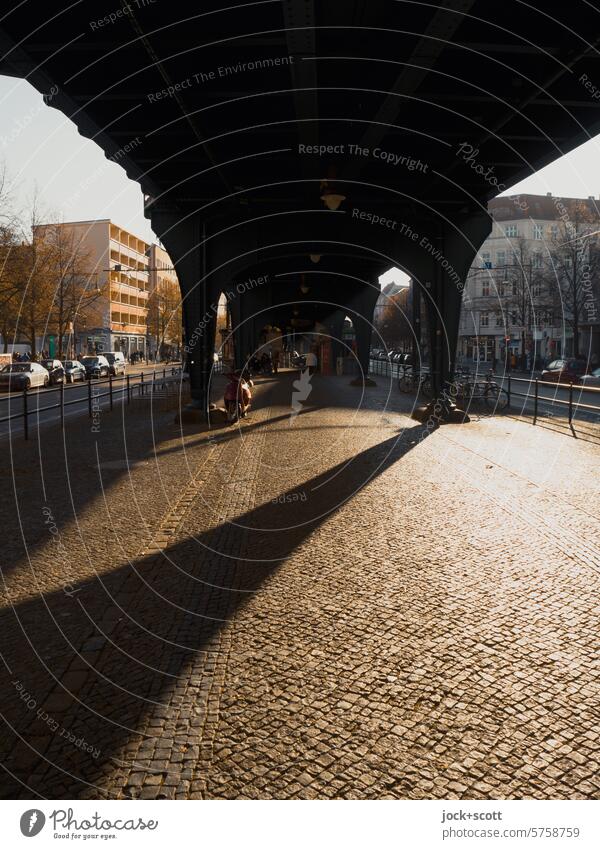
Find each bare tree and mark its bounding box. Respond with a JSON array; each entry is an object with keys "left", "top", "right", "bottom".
[
  {"left": 0, "top": 226, "right": 22, "bottom": 353},
  {"left": 35, "top": 223, "right": 103, "bottom": 358},
  {"left": 147, "top": 278, "right": 182, "bottom": 358},
  {"left": 13, "top": 196, "right": 55, "bottom": 358},
  {"left": 373, "top": 286, "right": 412, "bottom": 349},
  {"left": 502, "top": 238, "right": 555, "bottom": 359},
  {"left": 0, "top": 162, "right": 23, "bottom": 352}
]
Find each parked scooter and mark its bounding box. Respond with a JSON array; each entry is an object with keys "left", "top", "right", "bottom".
[{"left": 224, "top": 371, "right": 252, "bottom": 423}]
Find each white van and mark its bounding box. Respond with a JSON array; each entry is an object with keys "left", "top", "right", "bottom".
[{"left": 104, "top": 351, "right": 126, "bottom": 375}]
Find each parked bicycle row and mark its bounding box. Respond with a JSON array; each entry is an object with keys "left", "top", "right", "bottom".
[
  {"left": 372, "top": 356, "right": 600, "bottom": 428},
  {"left": 395, "top": 364, "right": 509, "bottom": 410}
]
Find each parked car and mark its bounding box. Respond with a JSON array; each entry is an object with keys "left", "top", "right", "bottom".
[
  {"left": 104, "top": 351, "right": 126, "bottom": 376},
  {"left": 81, "top": 355, "right": 110, "bottom": 379},
  {"left": 580, "top": 366, "right": 600, "bottom": 387},
  {"left": 541, "top": 358, "right": 587, "bottom": 384},
  {"left": 40, "top": 358, "right": 66, "bottom": 385},
  {"left": 62, "top": 360, "right": 87, "bottom": 383},
  {"left": 0, "top": 362, "right": 49, "bottom": 391}
]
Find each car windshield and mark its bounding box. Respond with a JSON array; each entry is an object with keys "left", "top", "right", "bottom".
[
  {"left": 81, "top": 357, "right": 99, "bottom": 365},
  {"left": 63, "top": 361, "right": 77, "bottom": 368},
  {"left": 40, "top": 360, "right": 54, "bottom": 368},
  {"left": 2, "top": 364, "right": 30, "bottom": 373},
  {"left": 104, "top": 354, "right": 116, "bottom": 363}
]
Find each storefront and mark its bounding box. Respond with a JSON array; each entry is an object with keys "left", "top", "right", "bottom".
[
  {"left": 111, "top": 333, "right": 147, "bottom": 358},
  {"left": 462, "top": 335, "right": 496, "bottom": 362}
]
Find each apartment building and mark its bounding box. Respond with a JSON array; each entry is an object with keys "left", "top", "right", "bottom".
[
  {"left": 35, "top": 219, "right": 151, "bottom": 357},
  {"left": 458, "top": 194, "right": 600, "bottom": 366}
]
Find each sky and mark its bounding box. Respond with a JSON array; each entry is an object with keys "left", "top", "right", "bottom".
[
  {"left": 2, "top": 73, "right": 600, "bottom": 284},
  {"left": 0, "top": 76, "right": 156, "bottom": 242}
]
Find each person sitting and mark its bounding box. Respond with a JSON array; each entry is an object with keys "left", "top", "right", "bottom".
[
  {"left": 224, "top": 370, "right": 252, "bottom": 417},
  {"left": 305, "top": 350, "right": 318, "bottom": 375}
]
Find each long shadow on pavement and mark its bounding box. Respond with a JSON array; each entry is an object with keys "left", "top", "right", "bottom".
[{"left": 0, "top": 419, "right": 427, "bottom": 798}]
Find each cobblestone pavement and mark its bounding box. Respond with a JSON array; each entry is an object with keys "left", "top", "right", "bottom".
[{"left": 0, "top": 370, "right": 598, "bottom": 799}]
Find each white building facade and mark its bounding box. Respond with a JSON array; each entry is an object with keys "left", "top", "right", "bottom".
[{"left": 458, "top": 194, "right": 600, "bottom": 367}]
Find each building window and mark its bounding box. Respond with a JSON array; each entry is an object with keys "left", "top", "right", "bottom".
[
  {"left": 532, "top": 281, "right": 541, "bottom": 297},
  {"left": 510, "top": 311, "right": 518, "bottom": 326},
  {"left": 533, "top": 224, "right": 543, "bottom": 240},
  {"left": 505, "top": 225, "right": 519, "bottom": 238},
  {"left": 532, "top": 252, "right": 543, "bottom": 269},
  {"left": 550, "top": 225, "right": 558, "bottom": 240},
  {"left": 495, "top": 312, "right": 504, "bottom": 327},
  {"left": 480, "top": 311, "right": 489, "bottom": 327},
  {"left": 496, "top": 250, "right": 506, "bottom": 272},
  {"left": 482, "top": 279, "right": 490, "bottom": 297},
  {"left": 481, "top": 252, "right": 492, "bottom": 269}
]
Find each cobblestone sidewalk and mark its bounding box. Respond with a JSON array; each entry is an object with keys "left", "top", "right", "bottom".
[{"left": 0, "top": 372, "right": 598, "bottom": 799}]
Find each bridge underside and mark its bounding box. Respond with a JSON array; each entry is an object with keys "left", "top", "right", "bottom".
[{"left": 2, "top": 1, "right": 600, "bottom": 409}]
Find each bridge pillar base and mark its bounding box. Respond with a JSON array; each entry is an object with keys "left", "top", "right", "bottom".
[{"left": 411, "top": 399, "right": 470, "bottom": 425}]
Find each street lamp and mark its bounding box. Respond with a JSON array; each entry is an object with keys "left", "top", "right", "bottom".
[{"left": 320, "top": 180, "right": 346, "bottom": 211}]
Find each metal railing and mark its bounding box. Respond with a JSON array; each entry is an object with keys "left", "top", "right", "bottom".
[
  {"left": 369, "top": 358, "right": 600, "bottom": 435},
  {"left": 369, "top": 357, "right": 419, "bottom": 379},
  {"left": 505, "top": 375, "right": 600, "bottom": 430},
  {"left": 0, "top": 366, "right": 186, "bottom": 440}
]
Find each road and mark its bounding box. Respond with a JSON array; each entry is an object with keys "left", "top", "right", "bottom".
[
  {"left": 368, "top": 359, "right": 600, "bottom": 425},
  {"left": 0, "top": 364, "right": 186, "bottom": 440},
  {"left": 496, "top": 374, "right": 600, "bottom": 424}
]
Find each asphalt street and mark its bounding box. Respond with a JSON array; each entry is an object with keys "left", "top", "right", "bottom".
[{"left": 0, "top": 364, "right": 186, "bottom": 439}]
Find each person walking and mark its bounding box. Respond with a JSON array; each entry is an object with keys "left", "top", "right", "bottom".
[{"left": 272, "top": 348, "right": 280, "bottom": 374}]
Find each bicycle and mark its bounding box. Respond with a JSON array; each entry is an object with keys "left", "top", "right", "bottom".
[
  {"left": 398, "top": 365, "right": 433, "bottom": 399},
  {"left": 453, "top": 369, "right": 508, "bottom": 411}
]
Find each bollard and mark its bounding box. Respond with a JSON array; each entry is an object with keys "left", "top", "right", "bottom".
[
  {"left": 109, "top": 372, "right": 113, "bottom": 410},
  {"left": 127, "top": 374, "right": 131, "bottom": 404},
  {"left": 23, "top": 387, "right": 28, "bottom": 440},
  {"left": 568, "top": 382, "right": 574, "bottom": 425}
]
